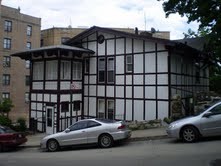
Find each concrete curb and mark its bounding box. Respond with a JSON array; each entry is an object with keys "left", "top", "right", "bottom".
[{"left": 21, "top": 135, "right": 168, "bottom": 149}]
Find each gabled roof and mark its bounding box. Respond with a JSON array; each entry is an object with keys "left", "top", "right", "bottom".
[
  {"left": 65, "top": 26, "right": 176, "bottom": 46},
  {"left": 11, "top": 45, "right": 94, "bottom": 59}
]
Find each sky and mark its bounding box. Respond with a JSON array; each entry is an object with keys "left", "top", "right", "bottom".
[{"left": 2, "top": 0, "right": 199, "bottom": 40}]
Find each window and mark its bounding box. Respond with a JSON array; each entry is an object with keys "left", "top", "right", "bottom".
[
  {"left": 40, "top": 39, "right": 44, "bottom": 47},
  {"left": 3, "top": 56, "right": 11, "bottom": 67},
  {"left": 61, "top": 102, "right": 69, "bottom": 113},
  {"left": 3, "top": 74, "right": 10, "bottom": 85},
  {"left": 72, "top": 62, "right": 82, "bottom": 80},
  {"left": 210, "top": 104, "right": 221, "bottom": 115},
  {"left": 98, "top": 58, "right": 105, "bottom": 83},
  {"left": 26, "top": 60, "right": 31, "bottom": 69},
  {"left": 46, "top": 61, "right": 58, "bottom": 80},
  {"left": 98, "top": 99, "right": 105, "bottom": 118},
  {"left": 126, "top": 55, "right": 133, "bottom": 72},
  {"left": 25, "top": 92, "right": 29, "bottom": 103},
  {"left": 26, "top": 75, "right": 30, "bottom": 86},
  {"left": 26, "top": 42, "right": 31, "bottom": 49},
  {"left": 33, "top": 62, "right": 44, "bottom": 80},
  {"left": 107, "top": 100, "right": 114, "bottom": 120},
  {"left": 60, "top": 61, "right": 71, "bottom": 80},
  {"left": 195, "top": 69, "right": 200, "bottom": 84},
  {"left": 107, "top": 57, "right": 114, "bottom": 83},
  {"left": 69, "top": 121, "right": 88, "bottom": 131},
  {"left": 85, "top": 58, "right": 89, "bottom": 74},
  {"left": 61, "top": 37, "right": 71, "bottom": 44},
  {"left": 98, "top": 57, "right": 115, "bottom": 83},
  {"left": 2, "top": 93, "right": 10, "bottom": 99},
  {"left": 3, "top": 38, "right": 11, "bottom": 49},
  {"left": 4, "top": 20, "right": 12, "bottom": 32},
  {"left": 27, "top": 25, "right": 32, "bottom": 36},
  {"left": 87, "top": 121, "right": 101, "bottom": 128}
]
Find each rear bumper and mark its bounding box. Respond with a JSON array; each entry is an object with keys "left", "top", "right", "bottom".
[
  {"left": 3, "top": 138, "right": 27, "bottom": 147},
  {"left": 112, "top": 130, "right": 131, "bottom": 141}
]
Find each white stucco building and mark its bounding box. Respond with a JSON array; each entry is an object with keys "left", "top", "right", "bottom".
[{"left": 13, "top": 26, "right": 209, "bottom": 134}]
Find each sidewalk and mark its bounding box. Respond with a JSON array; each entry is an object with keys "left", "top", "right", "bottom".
[{"left": 23, "top": 127, "right": 168, "bottom": 148}]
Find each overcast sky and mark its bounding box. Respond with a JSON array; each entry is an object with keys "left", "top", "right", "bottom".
[{"left": 2, "top": 0, "right": 199, "bottom": 40}]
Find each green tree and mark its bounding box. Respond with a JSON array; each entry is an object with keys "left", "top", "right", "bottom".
[
  {"left": 0, "top": 99, "right": 14, "bottom": 117},
  {"left": 159, "top": 0, "right": 221, "bottom": 60}
]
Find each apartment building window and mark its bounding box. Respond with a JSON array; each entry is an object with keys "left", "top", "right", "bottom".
[
  {"left": 4, "top": 20, "right": 12, "bottom": 32},
  {"left": 61, "top": 37, "right": 71, "bottom": 44},
  {"left": 27, "top": 25, "right": 32, "bottom": 36},
  {"left": 26, "top": 75, "right": 30, "bottom": 86},
  {"left": 126, "top": 55, "right": 133, "bottom": 73},
  {"left": 98, "top": 57, "right": 115, "bottom": 83},
  {"left": 26, "top": 42, "right": 31, "bottom": 49},
  {"left": 26, "top": 60, "right": 31, "bottom": 69},
  {"left": 3, "top": 56, "right": 11, "bottom": 67},
  {"left": 3, "top": 38, "right": 11, "bottom": 49},
  {"left": 2, "top": 92, "right": 10, "bottom": 99},
  {"left": 25, "top": 92, "right": 29, "bottom": 103},
  {"left": 2, "top": 74, "right": 10, "bottom": 85},
  {"left": 72, "top": 62, "right": 82, "bottom": 80}
]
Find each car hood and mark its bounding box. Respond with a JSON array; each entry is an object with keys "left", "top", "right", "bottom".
[{"left": 170, "top": 116, "right": 198, "bottom": 125}]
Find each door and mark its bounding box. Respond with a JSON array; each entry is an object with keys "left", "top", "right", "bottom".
[
  {"left": 46, "top": 107, "right": 54, "bottom": 134},
  {"left": 201, "top": 104, "right": 221, "bottom": 136},
  {"left": 60, "top": 120, "right": 88, "bottom": 146}
]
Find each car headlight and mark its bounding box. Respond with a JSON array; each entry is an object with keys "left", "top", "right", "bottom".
[{"left": 169, "top": 123, "right": 178, "bottom": 129}]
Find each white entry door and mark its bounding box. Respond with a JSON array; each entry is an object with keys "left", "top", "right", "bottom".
[{"left": 46, "top": 106, "right": 54, "bottom": 134}]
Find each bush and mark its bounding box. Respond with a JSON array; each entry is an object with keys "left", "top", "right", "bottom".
[
  {"left": 0, "top": 115, "right": 12, "bottom": 126},
  {"left": 12, "top": 118, "right": 27, "bottom": 132}
]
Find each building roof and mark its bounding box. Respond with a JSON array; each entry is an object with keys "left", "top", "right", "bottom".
[{"left": 11, "top": 45, "right": 94, "bottom": 59}]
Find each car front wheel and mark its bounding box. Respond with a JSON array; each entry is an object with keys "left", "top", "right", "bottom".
[
  {"left": 47, "top": 139, "right": 59, "bottom": 152},
  {"left": 99, "top": 134, "right": 113, "bottom": 148},
  {"left": 181, "top": 126, "right": 199, "bottom": 143}
]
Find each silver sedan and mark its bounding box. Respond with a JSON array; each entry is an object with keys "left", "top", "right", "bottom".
[
  {"left": 166, "top": 101, "right": 221, "bottom": 142},
  {"left": 40, "top": 119, "right": 131, "bottom": 152}
]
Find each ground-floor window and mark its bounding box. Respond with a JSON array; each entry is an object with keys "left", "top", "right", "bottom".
[{"left": 98, "top": 99, "right": 115, "bottom": 119}]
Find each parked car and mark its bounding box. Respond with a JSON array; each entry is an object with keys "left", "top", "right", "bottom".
[
  {"left": 166, "top": 101, "right": 221, "bottom": 142},
  {"left": 40, "top": 119, "right": 131, "bottom": 152},
  {"left": 0, "top": 125, "right": 27, "bottom": 152}
]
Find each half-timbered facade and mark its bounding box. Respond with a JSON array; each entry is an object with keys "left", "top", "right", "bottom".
[{"left": 13, "top": 26, "right": 209, "bottom": 134}]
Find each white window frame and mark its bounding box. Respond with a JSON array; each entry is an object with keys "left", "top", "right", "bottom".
[
  {"left": 61, "top": 61, "right": 71, "bottom": 80},
  {"left": 72, "top": 62, "right": 82, "bottom": 80},
  {"left": 2, "top": 93, "right": 10, "bottom": 99},
  {"left": 4, "top": 20, "right": 12, "bottom": 32},
  {"left": 107, "top": 57, "right": 114, "bottom": 83},
  {"left": 3, "top": 56, "right": 11, "bottom": 67},
  {"left": 126, "top": 55, "right": 133, "bottom": 73},
  {"left": 27, "top": 25, "right": 32, "bottom": 36},
  {"left": 3, "top": 38, "right": 11, "bottom": 49}
]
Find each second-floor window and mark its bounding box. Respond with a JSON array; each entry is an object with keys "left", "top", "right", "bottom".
[
  {"left": 60, "top": 61, "right": 71, "bottom": 80},
  {"left": 33, "top": 62, "right": 44, "bottom": 80},
  {"left": 3, "top": 74, "right": 10, "bottom": 85},
  {"left": 4, "top": 20, "right": 12, "bottom": 32},
  {"left": 72, "top": 62, "right": 82, "bottom": 80},
  {"left": 3, "top": 56, "right": 11, "bottom": 67},
  {"left": 27, "top": 25, "right": 32, "bottom": 36},
  {"left": 98, "top": 57, "right": 115, "bottom": 83},
  {"left": 3, "top": 38, "right": 11, "bottom": 49}
]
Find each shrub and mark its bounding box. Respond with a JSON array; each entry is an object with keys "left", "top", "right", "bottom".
[
  {"left": 13, "top": 118, "right": 27, "bottom": 132},
  {"left": 0, "top": 115, "right": 12, "bottom": 126}
]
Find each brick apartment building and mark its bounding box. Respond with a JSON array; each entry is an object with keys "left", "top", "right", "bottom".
[{"left": 0, "top": 0, "right": 41, "bottom": 122}]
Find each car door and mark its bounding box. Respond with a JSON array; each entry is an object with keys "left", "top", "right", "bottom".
[
  {"left": 60, "top": 121, "right": 88, "bottom": 146},
  {"left": 85, "top": 120, "right": 102, "bottom": 143},
  {"left": 200, "top": 104, "right": 221, "bottom": 136}
]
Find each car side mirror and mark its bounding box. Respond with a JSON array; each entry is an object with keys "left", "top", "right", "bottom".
[
  {"left": 65, "top": 128, "right": 70, "bottom": 133},
  {"left": 203, "top": 112, "right": 213, "bottom": 118}
]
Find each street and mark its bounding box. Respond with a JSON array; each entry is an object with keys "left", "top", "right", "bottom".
[{"left": 1, "top": 138, "right": 221, "bottom": 166}]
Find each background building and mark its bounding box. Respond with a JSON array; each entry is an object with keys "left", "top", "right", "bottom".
[
  {"left": 41, "top": 26, "right": 170, "bottom": 46},
  {"left": 0, "top": 1, "right": 41, "bottom": 122}
]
